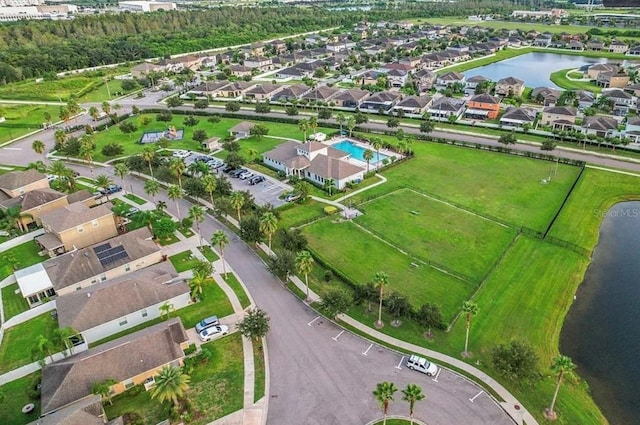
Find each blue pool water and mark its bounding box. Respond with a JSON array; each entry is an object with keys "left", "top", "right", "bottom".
[{"left": 332, "top": 140, "right": 388, "bottom": 164}]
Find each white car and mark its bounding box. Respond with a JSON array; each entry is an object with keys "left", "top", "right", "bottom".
[
  {"left": 198, "top": 324, "right": 229, "bottom": 342},
  {"left": 406, "top": 354, "right": 438, "bottom": 376},
  {"left": 239, "top": 171, "right": 254, "bottom": 180},
  {"left": 172, "top": 150, "right": 191, "bottom": 159}
]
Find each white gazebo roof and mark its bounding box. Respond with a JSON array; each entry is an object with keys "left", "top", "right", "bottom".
[{"left": 15, "top": 263, "right": 53, "bottom": 297}]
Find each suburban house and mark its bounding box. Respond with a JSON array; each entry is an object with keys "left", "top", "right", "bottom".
[
  {"left": 603, "top": 88, "right": 637, "bottom": 115},
  {"left": 271, "top": 84, "right": 311, "bottom": 102},
  {"left": 582, "top": 115, "right": 619, "bottom": 137},
  {"left": 301, "top": 86, "right": 341, "bottom": 104},
  {"left": 629, "top": 45, "right": 640, "bottom": 56},
  {"left": 15, "top": 227, "right": 161, "bottom": 306},
  {"left": 495, "top": 76, "right": 525, "bottom": 97},
  {"left": 217, "top": 81, "right": 255, "bottom": 98},
  {"left": 387, "top": 69, "right": 409, "bottom": 88},
  {"left": 1, "top": 189, "right": 65, "bottom": 231},
  {"left": 587, "top": 38, "right": 605, "bottom": 51},
  {"left": 244, "top": 84, "right": 284, "bottom": 101},
  {"left": 577, "top": 90, "right": 596, "bottom": 110},
  {"left": 355, "top": 70, "right": 381, "bottom": 86},
  {"left": 436, "top": 71, "right": 465, "bottom": 87},
  {"left": 188, "top": 81, "right": 234, "bottom": 98},
  {"left": 274, "top": 66, "right": 310, "bottom": 79},
  {"left": 465, "top": 93, "right": 501, "bottom": 120},
  {"left": 360, "top": 91, "right": 402, "bottom": 112},
  {"left": 244, "top": 56, "right": 273, "bottom": 71},
  {"left": 40, "top": 318, "right": 189, "bottom": 416},
  {"left": 35, "top": 203, "right": 118, "bottom": 256},
  {"left": 56, "top": 262, "right": 190, "bottom": 344},
  {"left": 531, "top": 87, "right": 563, "bottom": 106},
  {"left": 229, "top": 121, "right": 255, "bottom": 139},
  {"left": 393, "top": 95, "right": 433, "bottom": 115},
  {"left": 465, "top": 75, "right": 490, "bottom": 92},
  {"left": 596, "top": 70, "right": 630, "bottom": 89},
  {"left": 413, "top": 69, "right": 437, "bottom": 90},
  {"left": 427, "top": 97, "right": 466, "bottom": 119},
  {"left": 624, "top": 117, "right": 640, "bottom": 143},
  {"left": 609, "top": 40, "right": 629, "bottom": 54},
  {"left": 29, "top": 395, "right": 108, "bottom": 425},
  {"left": 228, "top": 65, "right": 253, "bottom": 78},
  {"left": 0, "top": 169, "right": 49, "bottom": 197},
  {"left": 540, "top": 106, "right": 578, "bottom": 129},
  {"left": 333, "top": 89, "right": 370, "bottom": 108},
  {"left": 499, "top": 107, "right": 537, "bottom": 128},
  {"left": 263, "top": 141, "right": 365, "bottom": 189},
  {"left": 625, "top": 83, "right": 640, "bottom": 97},
  {"left": 130, "top": 62, "right": 164, "bottom": 78},
  {"left": 587, "top": 63, "right": 619, "bottom": 80}
]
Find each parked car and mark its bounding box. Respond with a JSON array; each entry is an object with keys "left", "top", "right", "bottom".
[
  {"left": 230, "top": 168, "right": 247, "bottom": 178},
  {"left": 100, "top": 184, "right": 122, "bottom": 195},
  {"left": 285, "top": 193, "right": 301, "bottom": 202},
  {"left": 249, "top": 175, "right": 265, "bottom": 185},
  {"left": 125, "top": 207, "right": 140, "bottom": 217},
  {"left": 172, "top": 150, "right": 191, "bottom": 159},
  {"left": 406, "top": 355, "right": 438, "bottom": 376},
  {"left": 222, "top": 164, "right": 235, "bottom": 173},
  {"left": 195, "top": 315, "right": 220, "bottom": 333},
  {"left": 212, "top": 161, "right": 226, "bottom": 170},
  {"left": 198, "top": 324, "right": 229, "bottom": 342},
  {"left": 239, "top": 171, "right": 254, "bottom": 180}
]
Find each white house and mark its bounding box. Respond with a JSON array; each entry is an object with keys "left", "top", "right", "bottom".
[
  {"left": 624, "top": 116, "right": 640, "bottom": 143},
  {"left": 56, "top": 262, "right": 190, "bottom": 344}
]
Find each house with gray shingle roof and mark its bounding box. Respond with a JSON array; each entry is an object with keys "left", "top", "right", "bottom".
[
  {"left": 582, "top": 115, "right": 619, "bottom": 137},
  {"left": 244, "top": 84, "right": 284, "bottom": 101},
  {"left": 40, "top": 318, "right": 189, "bottom": 415},
  {"left": 301, "top": 86, "right": 341, "bottom": 104},
  {"left": 27, "top": 394, "right": 109, "bottom": 425},
  {"left": 499, "top": 107, "right": 538, "bottom": 128},
  {"left": 0, "top": 169, "right": 49, "bottom": 197},
  {"left": 333, "top": 89, "right": 371, "bottom": 108},
  {"left": 495, "top": 76, "right": 525, "bottom": 97},
  {"left": 427, "top": 96, "right": 466, "bottom": 119},
  {"left": 271, "top": 84, "right": 312, "bottom": 102},
  {"left": 393, "top": 95, "right": 433, "bottom": 115}
]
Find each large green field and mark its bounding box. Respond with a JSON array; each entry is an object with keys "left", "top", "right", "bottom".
[
  {"left": 356, "top": 189, "right": 517, "bottom": 281},
  {"left": 0, "top": 103, "right": 60, "bottom": 144}
]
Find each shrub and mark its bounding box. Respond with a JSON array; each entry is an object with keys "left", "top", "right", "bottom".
[
  {"left": 324, "top": 269, "right": 333, "bottom": 282},
  {"left": 101, "top": 142, "right": 124, "bottom": 157},
  {"left": 324, "top": 206, "right": 338, "bottom": 215}
]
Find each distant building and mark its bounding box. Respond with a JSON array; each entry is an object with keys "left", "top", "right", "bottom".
[
  {"left": 0, "top": 0, "right": 44, "bottom": 6},
  {"left": 118, "top": 1, "right": 176, "bottom": 12}
]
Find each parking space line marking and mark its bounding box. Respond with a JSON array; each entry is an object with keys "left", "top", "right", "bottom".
[
  {"left": 396, "top": 356, "right": 404, "bottom": 370},
  {"left": 307, "top": 316, "right": 320, "bottom": 326},
  {"left": 332, "top": 330, "right": 344, "bottom": 341},
  {"left": 469, "top": 391, "right": 484, "bottom": 403},
  {"left": 432, "top": 368, "right": 441, "bottom": 383},
  {"left": 362, "top": 344, "right": 373, "bottom": 356}
]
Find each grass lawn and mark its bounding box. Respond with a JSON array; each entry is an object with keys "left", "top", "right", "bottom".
[
  {"left": 124, "top": 193, "right": 147, "bottom": 205},
  {"left": 169, "top": 250, "right": 201, "bottom": 273},
  {"left": 356, "top": 189, "right": 518, "bottom": 281},
  {"left": 1, "top": 283, "right": 29, "bottom": 320},
  {"left": 157, "top": 232, "right": 179, "bottom": 246},
  {"left": 350, "top": 140, "right": 582, "bottom": 233},
  {"left": 175, "top": 280, "right": 234, "bottom": 328},
  {"left": 0, "top": 373, "right": 41, "bottom": 425},
  {"left": 0, "top": 103, "right": 60, "bottom": 144},
  {"left": 0, "top": 312, "right": 59, "bottom": 374},
  {"left": 222, "top": 272, "right": 251, "bottom": 310},
  {"left": 304, "top": 219, "right": 474, "bottom": 321},
  {"left": 198, "top": 245, "right": 219, "bottom": 262},
  {"left": 253, "top": 338, "right": 266, "bottom": 402},
  {"left": 104, "top": 383, "right": 166, "bottom": 424},
  {"left": 0, "top": 240, "right": 46, "bottom": 281},
  {"left": 178, "top": 226, "right": 195, "bottom": 238},
  {"left": 276, "top": 199, "right": 326, "bottom": 229},
  {"left": 548, "top": 168, "right": 640, "bottom": 249},
  {"left": 550, "top": 69, "right": 602, "bottom": 93}
]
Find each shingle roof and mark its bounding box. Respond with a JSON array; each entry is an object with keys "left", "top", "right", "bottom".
[
  {"left": 43, "top": 227, "right": 159, "bottom": 291},
  {"left": 439, "top": 71, "right": 464, "bottom": 81},
  {"left": 543, "top": 106, "right": 577, "bottom": 116},
  {"left": 396, "top": 95, "right": 433, "bottom": 109},
  {"left": 0, "top": 188, "right": 65, "bottom": 211},
  {"left": 430, "top": 97, "right": 465, "bottom": 112},
  {"left": 334, "top": 89, "right": 370, "bottom": 103},
  {"left": 66, "top": 190, "right": 94, "bottom": 205},
  {"left": 365, "top": 91, "right": 401, "bottom": 103},
  {"left": 308, "top": 155, "right": 364, "bottom": 180},
  {"left": 301, "top": 86, "right": 340, "bottom": 101},
  {"left": 274, "top": 84, "right": 311, "bottom": 98},
  {"left": 229, "top": 121, "right": 255, "bottom": 133},
  {"left": 583, "top": 115, "right": 619, "bottom": 131},
  {"left": 466, "top": 75, "right": 490, "bottom": 83},
  {"left": 40, "top": 203, "right": 113, "bottom": 233},
  {"left": 245, "top": 84, "right": 281, "bottom": 95},
  {"left": 57, "top": 262, "right": 187, "bottom": 332},
  {"left": 500, "top": 107, "right": 537, "bottom": 122},
  {"left": 40, "top": 318, "right": 188, "bottom": 414},
  {"left": 470, "top": 93, "right": 500, "bottom": 105},
  {"left": 300, "top": 141, "right": 327, "bottom": 153},
  {"left": 0, "top": 169, "right": 46, "bottom": 192},
  {"left": 27, "top": 395, "right": 105, "bottom": 425},
  {"left": 497, "top": 76, "right": 524, "bottom": 86}
]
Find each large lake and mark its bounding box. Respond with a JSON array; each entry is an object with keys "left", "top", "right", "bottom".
[
  {"left": 463, "top": 52, "right": 611, "bottom": 88},
  {"left": 560, "top": 201, "right": 640, "bottom": 425}
]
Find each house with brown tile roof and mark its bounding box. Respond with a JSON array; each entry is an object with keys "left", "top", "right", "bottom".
[
  {"left": 333, "top": 89, "right": 371, "bottom": 108},
  {"left": 495, "top": 76, "right": 525, "bottom": 97},
  {"left": 271, "top": 84, "right": 312, "bottom": 102},
  {"left": 229, "top": 121, "right": 255, "bottom": 139},
  {"left": 0, "top": 169, "right": 49, "bottom": 197},
  {"left": 36, "top": 203, "right": 118, "bottom": 256},
  {"left": 582, "top": 115, "right": 619, "bottom": 137},
  {"left": 263, "top": 141, "right": 365, "bottom": 189},
  {"left": 541, "top": 106, "right": 577, "bottom": 129},
  {"left": 0, "top": 188, "right": 67, "bottom": 231},
  {"left": 244, "top": 84, "right": 284, "bottom": 101},
  {"left": 301, "top": 86, "right": 341, "bottom": 104},
  {"left": 28, "top": 394, "right": 110, "bottom": 425},
  {"left": 393, "top": 95, "right": 433, "bottom": 115},
  {"left": 499, "top": 107, "right": 537, "bottom": 128},
  {"left": 57, "top": 262, "right": 190, "bottom": 344},
  {"left": 16, "top": 227, "right": 162, "bottom": 306},
  {"left": 40, "top": 318, "right": 189, "bottom": 415}
]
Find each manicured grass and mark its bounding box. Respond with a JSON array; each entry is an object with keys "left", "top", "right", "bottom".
[
  {"left": 550, "top": 69, "right": 602, "bottom": 94},
  {"left": 356, "top": 189, "right": 518, "bottom": 281},
  {"left": 175, "top": 280, "right": 234, "bottom": 328},
  {"left": 350, "top": 140, "right": 582, "bottom": 233},
  {"left": 169, "top": 250, "right": 201, "bottom": 273},
  {"left": 222, "top": 272, "right": 251, "bottom": 310},
  {"left": 276, "top": 199, "right": 326, "bottom": 229},
  {"left": 1, "top": 283, "right": 29, "bottom": 320},
  {"left": 0, "top": 312, "right": 59, "bottom": 374},
  {"left": 0, "top": 240, "right": 46, "bottom": 281},
  {"left": 124, "top": 193, "right": 146, "bottom": 205},
  {"left": 0, "top": 373, "right": 41, "bottom": 425},
  {"left": 0, "top": 103, "right": 60, "bottom": 144},
  {"left": 157, "top": 232, "right": 179, "bottom": 246},
  {"left": 253, "top": 338, "right": 266, "bottom": 402},
  {"left": 198, "top": 245, "right": 219, "bottom": 262},
  {"left": 104, "top": 383, "right": 165, "bottom": 424},
  {"left": 178, "top": 226, "right": 195, "bottom": 238},
  {"left": 548, "top": 168, "right": 640, "bottom": 249},
  {"left": 304, "top": 219, "right": 474, "bottom": 321},
  {"left": 372, "top": 419, "right": 412, "bottom": 425}
]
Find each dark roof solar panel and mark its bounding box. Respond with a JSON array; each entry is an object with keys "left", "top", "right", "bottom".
[
  {"left": 93, "top": 243, "right": 112, "bottom": 255},
  {"left": 98, "top": 245, "right": 129, "bottom": 267}
]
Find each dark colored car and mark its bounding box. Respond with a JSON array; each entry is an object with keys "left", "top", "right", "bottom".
[
  {"left": 100, "top": 184, "right": 122, "bottom": 195},
  {"left": 249, "top": 175, "right": 265, "bottom": 185},
  {"left": 195, "top": 315, "right": 220, "bottom": 333}
]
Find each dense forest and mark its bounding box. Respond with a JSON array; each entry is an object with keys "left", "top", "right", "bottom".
[{"left": 0, "top": 2, "right": 513, "bottom": 82}]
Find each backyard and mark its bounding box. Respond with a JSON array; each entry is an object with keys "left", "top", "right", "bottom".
[
  {"left": 0, "top": 373, "right": 41, "bottom": 425},
  {"left": 1, "top": 283, "right": 29, "bottom": 320},
  {"left": 0, "top": 240, "right": 46, "bottom": 281},
  {"left": 0, "top": 312, "right": 59, "bottom": 374}
]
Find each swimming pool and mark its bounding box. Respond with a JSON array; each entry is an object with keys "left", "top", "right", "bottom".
[{"left": 332, "top": 140, "right": 388, "bottom": 164}]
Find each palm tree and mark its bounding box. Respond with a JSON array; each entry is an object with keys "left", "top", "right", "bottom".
[
  {"left": 295, "top": 250, "right": 314, "bottom": 300},
  {"left": 402, "top": 384, "right": 426, "bottom": 425},
  {"left": 336, "top": 112, "right": 346, "bottom": 135},
  {"left": 546, "top": 355, "right": 576, "bottom": 420},
  {"left": 347, "top": 116, "right": 356, "bottom": 137},
  {"left": 373, "top": 381, "right": 398, "bottom": 425},
  {"left": 142, "top": 146, "right": 156, "bottom": 179},
  {"left": 372, "top": 138, "right": 383, "bottom": 164},
  {"left": 34, "top": 334, "right": 55, "bottom": 363},
  {"left": 92, "top": 378, "right": 118, "bottom": 405},
  {"left": 324, "top": 178, "right": 336, "bottom": 196},
  {"left": 159, "top": 302, "right": 174, "bottom": 319},
  {"left": 230, "top": 191, "right": 245, "bottom": 222},
  {"left": 48, "top": 161, "right": 75, "bottom": 191},
  {"left": 211, "top": 230, "right": 230, "bottom": 275},
  {"left": 167, "top": 185, "right": 183, "bottom": 220},
  {"left": 144, "top": 179, "right": 160, "bottom": 204},
  {"left": 54, "top": 129, "right": 67, "bottom": 147},
  {"left": 299, "top": 119, "right": 309, "bottom": 141},
  {"left": 202, "top": 174, "right": 217, "bottom": 209},
  {"left": 4, "top": 206, "right": 32, "bottom": 232},
  {"left": 32, "top": 140, "right": 46, "bottom": 163},
  {"left": 95, "top": 174, "right": 114, "bottom": 201},
  {"left": 373, "top": 271, "right": 389, "bottom": 328},
  {"left": 114, "top": 163, "right": 129, "bottom": 195},
  {"left": 134, "top": 210, "right": 156, "bottom": 235},
  {"left": 363, "top": 148, "right": 374, "bottom": 174},
  {"left": 88, "top": 106, "right": 100, "bottom": 121},
  {"left": 101, "top": 101, "right": 111, "bottom": 116},
  {"left": 189, "top": 205, "right": 205, "bottom": 247},
  {"left": 79, "top": 137, "right": 95, "bottom": 178},
  {"left": 308, "top": 116, "right": 318, "bottom": 136},
  {"left": 259, "top": 211, "right": 278, "bottom": 250},
  {"left": 54, "top": 326, "right": 79, "bottom": 355},
  {"left": 169, "top": 158, "right": 186, "bottom": 190},
  {"left": 188, "top": 160, "right": 209, "bottom": 178},
  {"left": 189, "top": 270, "right": 214, "bottom": 299},
  {"left": 151, "top": 365, "right": 190, "bottom": 408},
  {"left": 462, "top": 300, "right": 479, "bottom": 357},
  {"left": 59, "top": 106, "right": 71, "bottom": 128}
]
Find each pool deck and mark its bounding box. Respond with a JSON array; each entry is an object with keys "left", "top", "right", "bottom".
[{"left": 324, "top": 136, "right": 399, "bottom": 169}]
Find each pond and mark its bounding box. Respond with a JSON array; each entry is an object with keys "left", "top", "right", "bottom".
[
  {"left": 560, "top": 201, "right": 640, "bottom": 425},
  {"left": 463, "top": 52, "right": 613, "bottom": 88}
]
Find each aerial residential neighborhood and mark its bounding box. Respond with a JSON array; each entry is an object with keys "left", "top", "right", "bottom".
[{"left": 1, "top": 1, "right": 640, "bottom": 425}]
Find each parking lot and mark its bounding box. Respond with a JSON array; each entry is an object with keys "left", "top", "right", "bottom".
[{"left": 179, "top": 151, "right": 291, "bottom": 208}]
